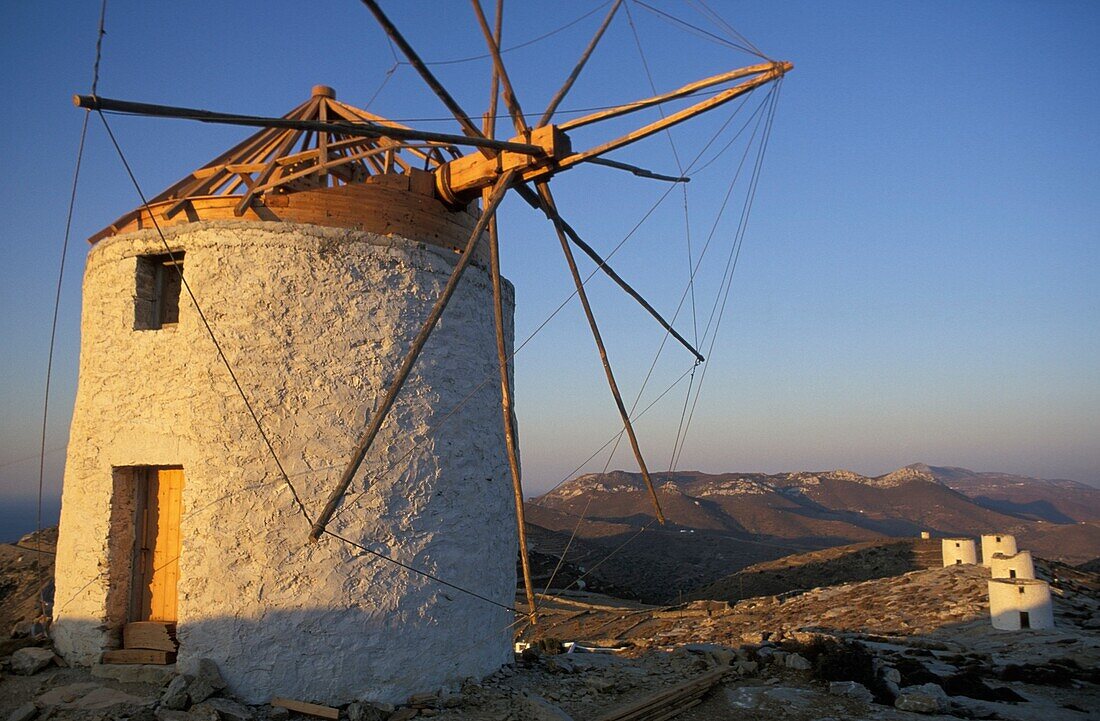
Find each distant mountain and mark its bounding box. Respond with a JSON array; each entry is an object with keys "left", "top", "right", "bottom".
[
  {"left": 527, "top": 464, "right": 1100, "bottom": 601},
  {"left": 906, "top": 463, "right": 1100, "bottom": 523},
  {"left": 536, "top": 466, "right": 1045, "bottom": 543}
]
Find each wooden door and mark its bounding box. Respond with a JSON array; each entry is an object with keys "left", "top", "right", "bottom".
[{"left": 133, "top": 468, "right": 184, "bottom": 622}]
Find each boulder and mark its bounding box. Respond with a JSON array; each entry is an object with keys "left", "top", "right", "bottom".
[
  {"left": 346, "top": 702, "right": 386, "bottom": 721},
  {"left": 828, "top": 681, "right": 873, "bottom": 704},
  {"left": 155, "top": 710, "right": 193, "bottom": 721},
  {"left": 36, "top": 683, "right": 103, "bottom": 707},
  {"left": 187, "top": 705, "right": 221, "bottom": 721},
  {"left": 683, "top": 643, "right": 736, "bottom": 666},
  {"left": 7, "top": 703, "right": 37, "bottom": 721},
  {"left": 161, "top": 674, "right": 193, "bottom": 710},
  {"left": 733, "top": 660, "right": 759, "bottom": 675},
  {"left": 92, "top": 662, "right": 177, "bottom": 686},
  {"left": 516, "top": 692, "right": 575, "bottom": 721},
  {"left": 894, "top": 683, "right": 948, "bottom": 714},
  {"left": 784, "top": 653, "right": 811, "bottom": 670},
  {"left": 192, "top": 698, "right": 252, "bottom": 721},
  {"left": 187, "top": 659, "right": 228, "bottom": 704},
  {"left": 59, "top": 686, "right": 154, "bottom": 711},
  {"left": 11, "top": 647, "right": 53, "bottom": 675}
]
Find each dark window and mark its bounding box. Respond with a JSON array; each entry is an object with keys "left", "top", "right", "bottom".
[
  {"left": 1019, "top": 611, "right": 1030, "bottom": 629},
  {"left": 1018, "top": 586, "right": 1025, "bottom": 594},
  {"left": 1009, "top": 569, "right": 1017, "bottom": 579},
  {"left": 955, "top": 559, "right": 961, "bottom": 565},
  {"left": 995, "top": 536, "right": 1002, "bottom": 543},
  {"left": 135, "top": 252, "right": 184, "bottom": 330},
  {"left": 955, "top": 542, "right": 960, "bottom": 548}
]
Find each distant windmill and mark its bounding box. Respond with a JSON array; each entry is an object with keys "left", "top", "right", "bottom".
[{"left": 55, "top": 0, "right": 790, "bottom": 704}]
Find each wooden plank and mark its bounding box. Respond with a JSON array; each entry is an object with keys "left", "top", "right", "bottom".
[
  {"left": 123, "top": 622, "right": 177, "bottom": 651},
  {"left": 270, "top": 698, "right": 339, "bottom": 720},
  {"left": 149, "top": 469, "right": 184, "bottom": 622},
  {"left": 101, "top": 649, "right": 176, "bottom": 665},
  {"left": 593, "top": 668, "right": 726, "bottom": 721}
]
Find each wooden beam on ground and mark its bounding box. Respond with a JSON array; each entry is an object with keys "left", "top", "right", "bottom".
[
  {"left": 122, "top": 622, "right": 177, "bottom": 652},
  {"left": 593, "top": 668, "right": 727, "bottom": 721},
  {"left": 100, "top": 649, "right": 176, "bottom": 665},
  {"left": 271, "top": 698, "right": 339, "bottom": 720}
]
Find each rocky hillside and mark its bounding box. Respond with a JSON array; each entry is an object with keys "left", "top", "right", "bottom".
[
  {"left": 530, "top": 465, "right": 1100, "bottom": 580},
  {"left": 687, "top": 538, "right": 943, "bottom": 603},
  {"left": 0, "top": 528, "right": 55, "bottom": 637},
  {"left": 911, "top": 463, "right": 1100, "bottom": 523}
]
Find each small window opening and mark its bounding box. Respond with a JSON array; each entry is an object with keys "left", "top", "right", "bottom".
[
  {"left": 1018, "top": 586, "right": 1025, "bottom": 594},
  {"left": 955, "top": 542, "right": 961, "bottom": 548},
  {"left": 995, "top": 535, "right": 1002, "bottom": 543},
  {"left": 135, "top": 252, "right": 184, "bottom": 330},
  {"left": 1019, "top": 611, "right": 1030, "bottom": 629},
  {"left": 955, "top": 559, "right": 961, "bottom": 565},
  {"left": 1009, "top": 569, "right": 1017, "bottom": 578}
]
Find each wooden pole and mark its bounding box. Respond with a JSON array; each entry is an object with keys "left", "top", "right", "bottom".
[
  {"left": 471, "top": 0, "right": 529, "bottom": 137},
  {"left": 483, "top": 0, "right": 539, "bottom": 628},
  {"left": 358, "top": 0, "right": 491, "bottom": 154},
  {"left": 534, "top": 180, "right": 666, "bottom": 524},
  {"left": 308, "top": 169, "right": 517, "bottom": 541},
  {"left": 558, "top": 61, "right": 788, "bottom": 131},
  {"left": 558, "top": 64, "right": 790, "bottom": 168},
  {"left": 513, "top": 183, "right": 704, "bottom": 363},
  {"left": 537, "top": 0, "right": 623, "bottom": 128},
  {"left": 72, "top": 95, "right": 541, "bottom": 156}
]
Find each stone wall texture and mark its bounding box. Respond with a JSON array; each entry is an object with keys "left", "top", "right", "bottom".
[{"left": 52, "top": 221, "right": 517, "bottom": 704}]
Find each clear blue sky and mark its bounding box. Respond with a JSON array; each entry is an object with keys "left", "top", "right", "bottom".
[{"left": 1, "top": 1, "right": 1098, "bottom": 538}]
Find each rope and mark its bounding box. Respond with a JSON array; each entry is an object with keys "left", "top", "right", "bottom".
[
  {"left": 534, "top": 82, "right": 783, "bottom": 601},
  {"left": 34, "top": 0, "right": 108, "bottom": 622},
  {"left": 690, "top": 0, "right": 769, "bottom": 58},
  {"left": 411, "top": 1, "right": 613, "bottom": 66},
  {"left": 322, "top": 530, "right": 520, "bottom": 613},
  {"left": 633, "top": 0, "right": 768, "bottom": 60},
  {"left": 671, "top": 80, "right": 783, "bottom": 473}
]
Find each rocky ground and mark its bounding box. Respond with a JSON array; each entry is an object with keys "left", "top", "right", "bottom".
[{"left": 2, "top": 531, "right": 1098, "bottom": 721}]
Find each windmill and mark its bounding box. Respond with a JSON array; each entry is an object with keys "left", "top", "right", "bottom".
[{"left": 54, "top": 0, "right": 790, "bottom": 704}]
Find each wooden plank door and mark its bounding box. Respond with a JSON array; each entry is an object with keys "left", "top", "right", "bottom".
[{"left": 134, "top": 468, "right": 184, "bottom": 622}]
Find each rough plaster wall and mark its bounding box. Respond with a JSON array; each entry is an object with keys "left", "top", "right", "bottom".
[
  {"left": 980, "top": 534, "right": 1017, "bottom": 566},
  {"left": 53, "top": 221, "right": 517, "bottom": 704},
  {"left": 990, "top": 550, "right": 1035, "bottom": 580},
  {"left": 941, "top": 539, "right": 977, "bottom": 566},
  {"left": 988, "top": 580, "right": 1054, "bottom": 630}
]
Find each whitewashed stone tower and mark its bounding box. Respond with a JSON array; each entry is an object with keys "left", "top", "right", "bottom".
[
  {"left": 53, "top": 88, "right": 516, "bottom": 704},
  {"left": 941, "top": 537, "right": 978, "bottom": 566},
  {"left": 981, "top": 533, "right": 1017, "bottom": 565},
  {"left": 988, "top": 579, "right": 1054, "bottom": 630},
  {"left": 990, "top": 550, "right": 1035, "bottom": 580}
]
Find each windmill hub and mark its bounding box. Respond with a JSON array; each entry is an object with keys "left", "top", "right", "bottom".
[
  {"left": 311, "top": 84, "right": 336, "bottom": 99},
  {"left": 434, "top": 124, "right": 572, "bottom": 204}
]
